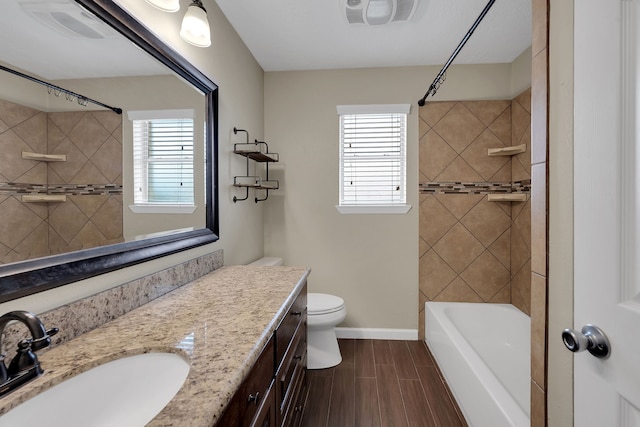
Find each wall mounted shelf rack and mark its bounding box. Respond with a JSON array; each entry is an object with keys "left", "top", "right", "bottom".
[{"left": 232, "top": 127, "right": 279, "bottom": 203}]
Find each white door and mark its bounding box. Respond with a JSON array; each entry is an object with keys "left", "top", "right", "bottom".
[{"left": 573, "top": 0, "right": 640, "bottom": 425}]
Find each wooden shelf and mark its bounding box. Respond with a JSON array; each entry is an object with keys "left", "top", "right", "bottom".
[
  {"left": 233, "top": 176, "right": 261, "bottom": 187},
  {"left": 257, "top": 180, "right": 279, "bottom": 190},
  {"left": 487, "top": 144, "right": 526, "bottom": 157},
  {"left": 233, "top": 144, "right": 279, "bottom": 162}
]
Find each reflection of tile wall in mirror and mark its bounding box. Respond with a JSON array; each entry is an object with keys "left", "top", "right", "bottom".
[{"left": 0, "top": 98, "right": 123, "bottom": 264}]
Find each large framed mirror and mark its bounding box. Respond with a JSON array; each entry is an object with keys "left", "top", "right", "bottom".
[{"left": 0, "top": 0, "right": 219, "bottom": 302}]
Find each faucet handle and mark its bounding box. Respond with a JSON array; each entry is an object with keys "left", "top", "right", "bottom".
[{"left": 30, "top": 327, "right": 59, "bottom": 351}]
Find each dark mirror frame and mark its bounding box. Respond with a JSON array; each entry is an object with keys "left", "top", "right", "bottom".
[{"left": 0, "top": 0, "right": 219, "bottom": 303}]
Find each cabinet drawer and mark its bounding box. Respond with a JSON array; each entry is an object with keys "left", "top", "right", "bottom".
[
  {"left": 249, "top": 381, "right": 276, "bottom": 427},
  {"left": 218, "top": 336, "right": 275, "bottom": 427},
  {"left": 278, "top": 322, "right": 307, "bottom": 426},
  {"left": 241, "top": 337, "right": 276, "bottom": 427},
  {"left": 275, "top": 283, "right": 307, "bottom": 366},
  {"left": 283, "top": 367, "right": 308, "bottom": 427}
]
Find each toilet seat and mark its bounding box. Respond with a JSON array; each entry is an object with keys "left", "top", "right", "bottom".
[{"left": 308, "top": 293, "right": 345, "bottom": 316}]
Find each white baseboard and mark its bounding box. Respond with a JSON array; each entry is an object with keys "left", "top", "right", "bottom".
[{"left": 335, "top": 327, "right": 418, "bottom": 341}]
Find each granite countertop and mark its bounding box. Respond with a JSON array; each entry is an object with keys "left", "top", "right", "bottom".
[{"left": 0, "top": 265, "right": 310, "bottom": 426}]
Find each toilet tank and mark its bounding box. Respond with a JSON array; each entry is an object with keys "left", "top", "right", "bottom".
[{"left": 247, "top": 257, "right": 283, "bottom": 266}]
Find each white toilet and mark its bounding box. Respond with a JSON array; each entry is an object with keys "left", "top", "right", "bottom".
[
  {"left": 247, "top": 257, "right": 346, "bottom": 370},
  {"left": 307, "top": 293, "right": 346, "bottom": 370}
]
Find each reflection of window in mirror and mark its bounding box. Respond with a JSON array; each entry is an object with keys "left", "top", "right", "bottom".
[{"left": 127, "top": 109, "right": 196, "bottom": 214}]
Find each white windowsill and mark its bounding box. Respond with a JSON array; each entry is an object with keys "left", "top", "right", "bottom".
[
  {"left": 129, "top": 204, "right": 197, "bottom": 214},
  {"left": 335, "top": 204, "right": 412, "bottom": 214}
]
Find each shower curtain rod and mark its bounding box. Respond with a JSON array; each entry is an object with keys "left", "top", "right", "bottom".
[
  {"left": 0, "top": 65, "right": 122, "bottom": 115},
  {"left": 417, "top": 0, "right": 496, "bottom": 106}
]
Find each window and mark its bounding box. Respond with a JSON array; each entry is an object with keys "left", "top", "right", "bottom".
[
  {"left": 337, "top": 104, "right": 411, "bottom": 214},
  {"left": 128, "top": 110, "right": 195, "bottom": 211}
]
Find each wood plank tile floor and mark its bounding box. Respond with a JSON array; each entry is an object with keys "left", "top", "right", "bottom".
[{"left": 301, "top": 339, "right": 467, "bottom": 427}]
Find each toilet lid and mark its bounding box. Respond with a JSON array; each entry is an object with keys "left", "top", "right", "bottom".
[{"left": 308, "top": 293, "right": 345, "bottom": 315}]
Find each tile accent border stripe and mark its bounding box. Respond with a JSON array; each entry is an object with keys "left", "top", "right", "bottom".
[
  {"left": 0, "top": 182, "right": 123, "bottom": 196},
  {"left": 419, "top": 179, "right": 531, "bottom": 195}
]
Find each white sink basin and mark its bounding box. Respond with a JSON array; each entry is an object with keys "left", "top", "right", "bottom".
[{"left": 0, "top": 352, "right": 190, "bottom": 427}]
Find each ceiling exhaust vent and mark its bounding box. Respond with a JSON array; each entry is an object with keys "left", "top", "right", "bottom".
[
  {"left": 345, "top": 0, "right": 418, "bottom": 25},
  {"left": 19, "top": 1, "right": 118, "bottom": 39}
]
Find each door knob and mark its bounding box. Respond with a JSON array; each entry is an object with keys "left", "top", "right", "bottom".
[{"left": 562, "top": 324, "right": 610, "bottom": 358}]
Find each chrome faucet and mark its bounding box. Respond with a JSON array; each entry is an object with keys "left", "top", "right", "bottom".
[{"left": 0, "top": 311, "right": 58, "bottom": 397}]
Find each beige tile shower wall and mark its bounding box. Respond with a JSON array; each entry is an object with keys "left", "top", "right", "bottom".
[
  {"left": 0, "top": 99, "right": 49, "bottom": 263},
  {"left": 47, "top": 110, "right": 123, "bottom": 254},
  {"left": 511, "top": 89, "right": 532, "bottom": 315},
  {"left": 0, "top": 102, "right": 123, "bottom": 264},
  {"left": 418, "top": 94, "right": 532, "bottom": 338}
]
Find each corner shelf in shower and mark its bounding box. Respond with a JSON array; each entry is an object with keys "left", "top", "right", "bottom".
[
  {"left": 22, "top": 152, "right": 66, "bottom": 162},
  {"left": 232, "top": 127, "right": 280, "bottom": 203},
  {"left": 487, "top": 193, "right": 527, "bottom": 202},
  {"left": 487, "top": 144, "right": 526, "bottom": 157},
  {"left": 21, "top": 194, "right": 67, "bottom": 203}
]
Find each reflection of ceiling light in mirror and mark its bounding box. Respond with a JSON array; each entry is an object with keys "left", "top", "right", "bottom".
[
  {"left": 180, "top": 0, "right": 211, "bottom": 48},
  {"left": 145, "top": 0, "right": 180, "bottom": 13}
]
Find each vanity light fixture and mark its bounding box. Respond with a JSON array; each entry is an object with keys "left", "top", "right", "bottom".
[
  {"left": 180, "top": 0, "right": 212, "bottom": 47},
  {"left": 145, "top": 0, "right": 180, "bottom": 13}
]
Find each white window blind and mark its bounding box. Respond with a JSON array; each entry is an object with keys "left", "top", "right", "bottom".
[
  {"left": 338, "top": 104, "right": 410, "bottom": 207},
  {"left": 129, "top": 110, "right": 195, "bottom": 205}
]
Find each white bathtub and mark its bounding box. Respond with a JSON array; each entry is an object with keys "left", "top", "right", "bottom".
[{"left": 425, "top": 302, "right": 530, "bottom": 427}]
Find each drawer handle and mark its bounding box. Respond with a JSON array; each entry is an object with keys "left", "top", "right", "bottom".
[
  {"left": 293, "top": 355, "right": 302, "bottom": 361},
  {"left": 291, "top": 311, "right": 302, "bottom": 316},
  {"left": 248, "top": 392, "right": 260, "bottom": 405}
]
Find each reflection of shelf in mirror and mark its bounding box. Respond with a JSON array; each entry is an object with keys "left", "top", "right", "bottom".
[
  {"left": 233, "top": 176, "right": 261, "bottom": 187},
  {"left": 257, "top": 180, "right": 279, "bottom": 190},
  {"left": 22, "top": 152, "right": 66, "bottom": 162},
  {"left": 21, "top": 194, "right": 67, "bottom": 203},
  {"left": 487, "top": 194, "right": 527, "bottom": 202},
  {"left": 487, "top": 144, "right": 526, "bottom": 157}
]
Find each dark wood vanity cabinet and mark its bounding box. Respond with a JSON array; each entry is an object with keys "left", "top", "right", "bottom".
[
  {"left": 216, "top": 284, "right": 308, "bottom": 427},
  {"left": 275, "top": 285, "right": 307, "bottom": 427}
]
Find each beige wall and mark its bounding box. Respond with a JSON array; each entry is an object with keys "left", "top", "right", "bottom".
[
  {"left": 0, "top": 0, "right": 266, "bottom": 315},
  {"left": 263, "top": 62, "right": 530, "bottom": 332},
  {"left": 547, "top": 0, "right": 574, "bottom": 425},
  {"left": 512, "top": 47, "right": 534, "bottom": 96}
]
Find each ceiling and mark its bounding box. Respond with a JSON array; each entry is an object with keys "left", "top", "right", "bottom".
[
  {"left": 0, "top": 0, "right": 166, "bottom": 80},
  {"left": 0, "top": 0, "right": 532, "bottom": 80},
  {"left": 213, "top": 0, "right": 532, "bottom": 72}
]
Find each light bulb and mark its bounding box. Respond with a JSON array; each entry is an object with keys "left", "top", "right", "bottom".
[{"left": 180, "top": 1, "right": 211, "bottom": 47}]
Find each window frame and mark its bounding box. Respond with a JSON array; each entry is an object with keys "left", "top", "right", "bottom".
[
  {"left": 336, "top": 104, "right": 411, "bottom": 214},
  {"left": 128, "top": 109, "right": 196, "bottom": 213}
]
